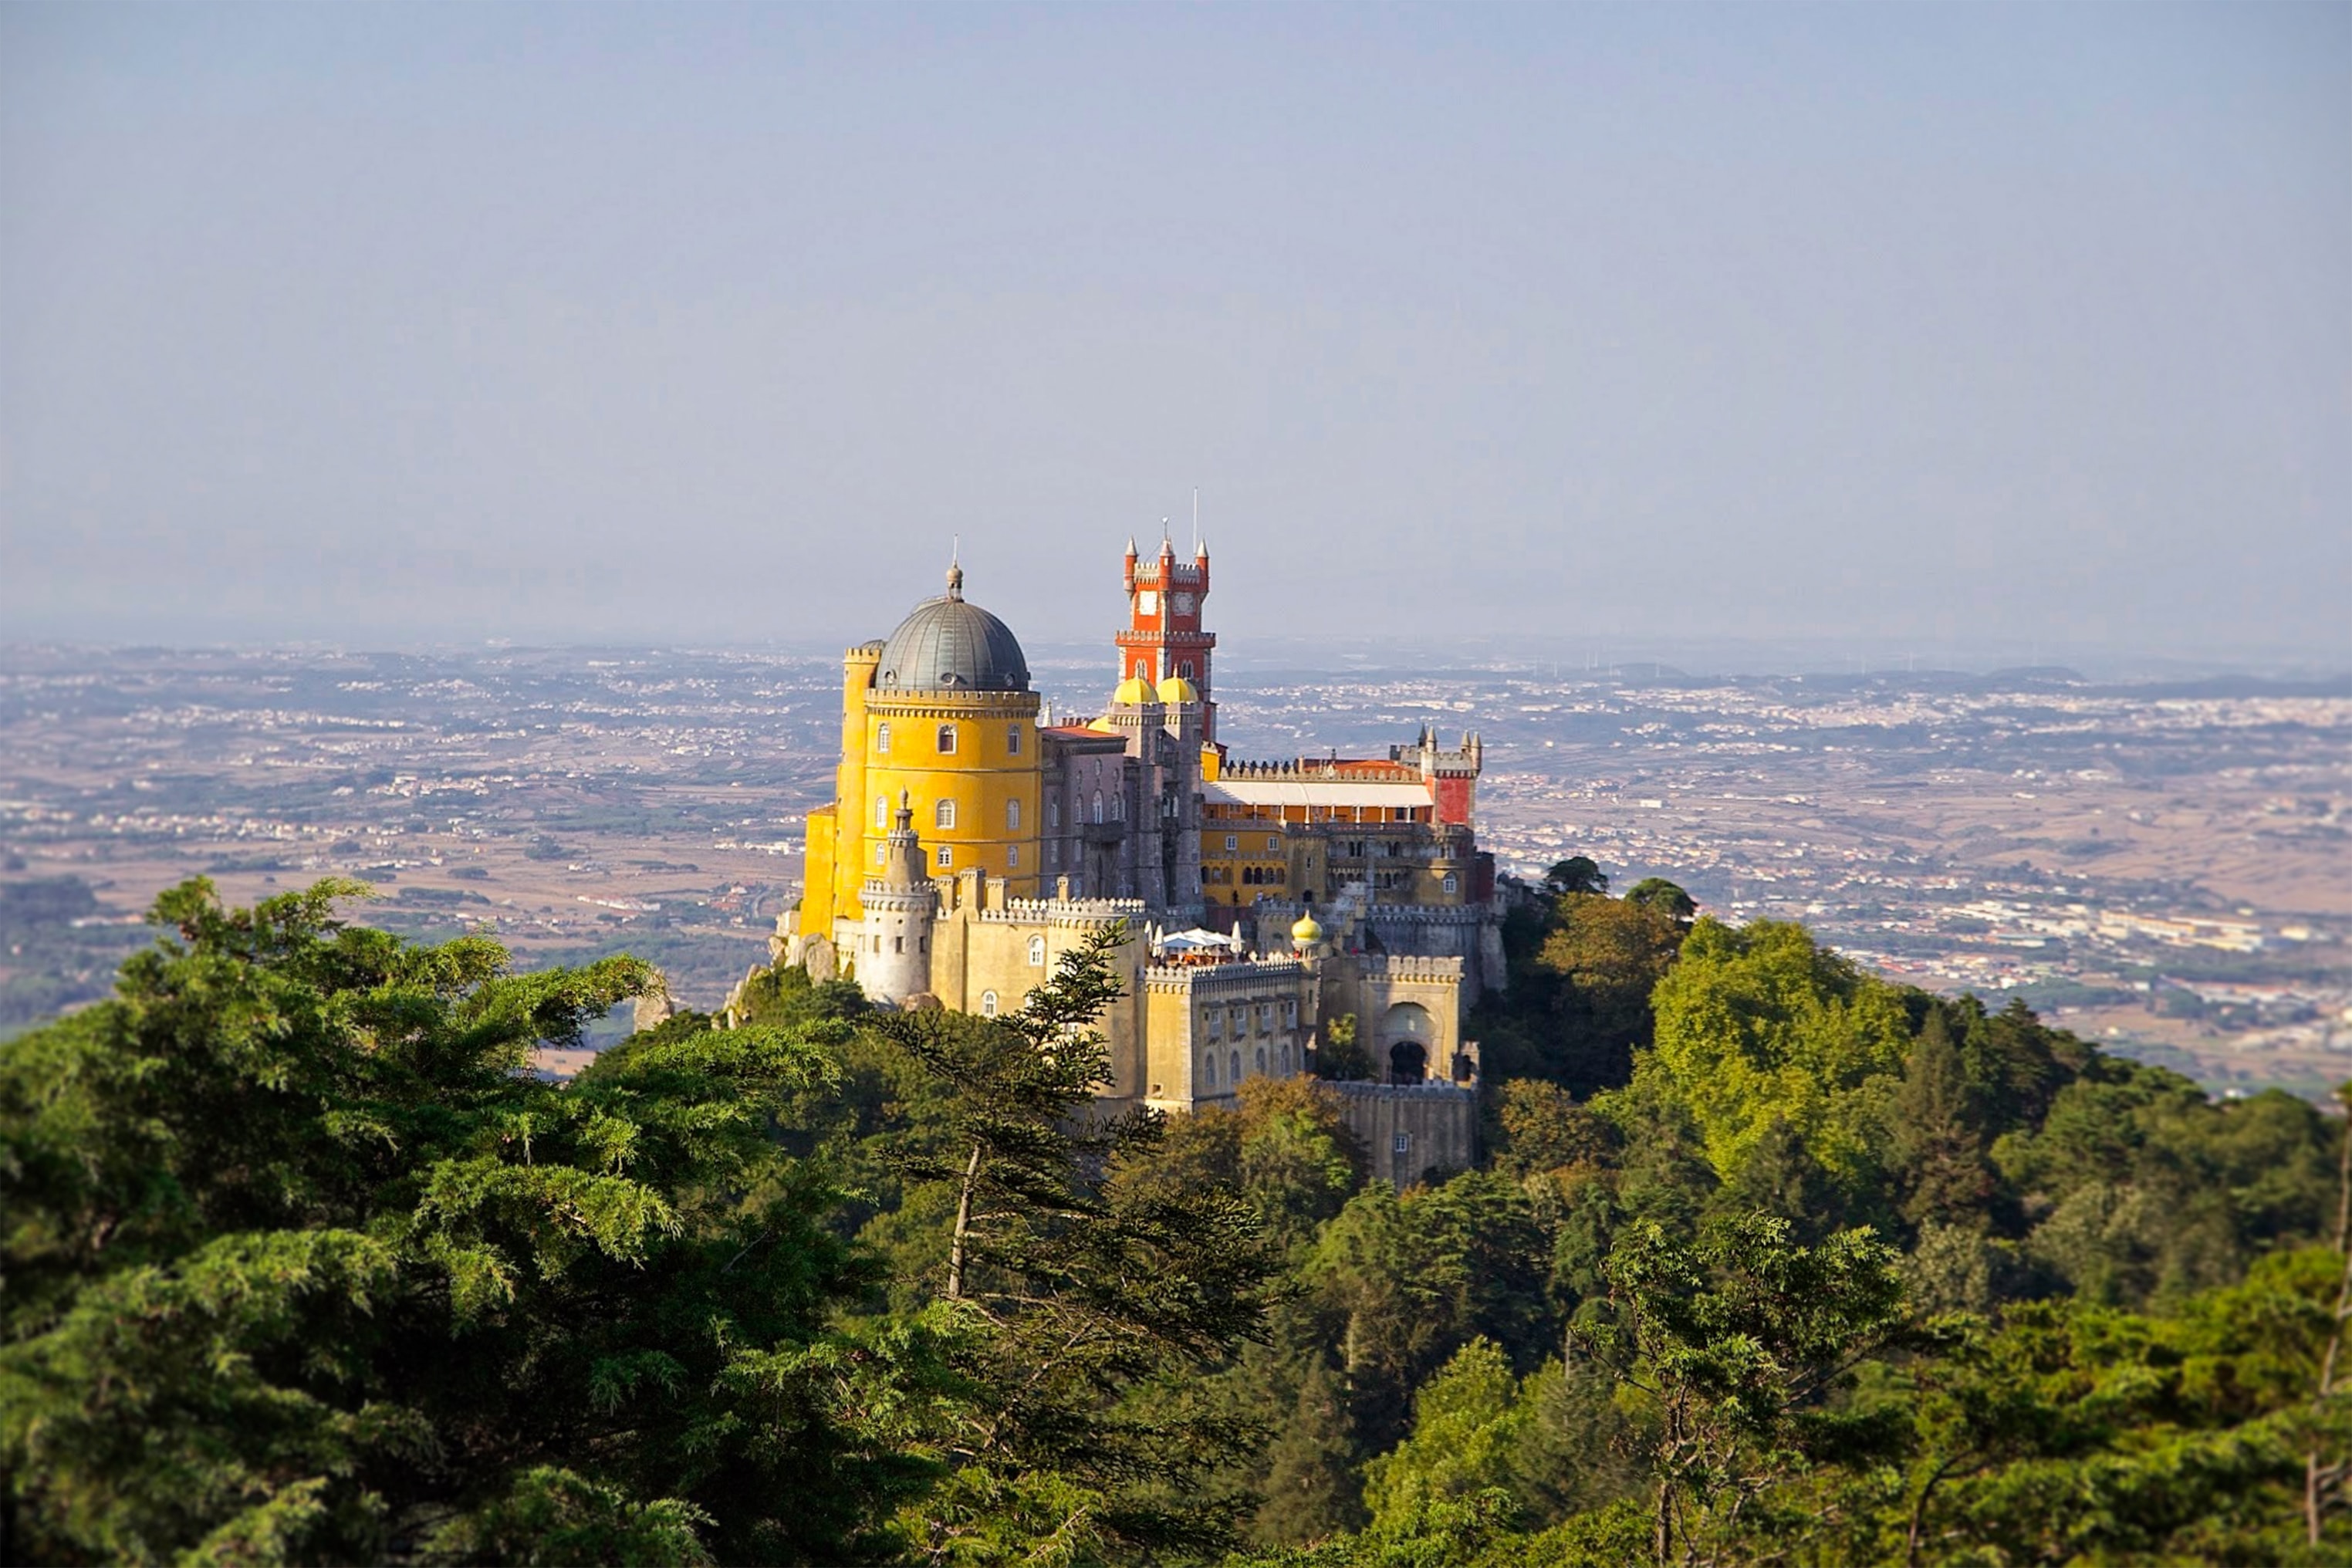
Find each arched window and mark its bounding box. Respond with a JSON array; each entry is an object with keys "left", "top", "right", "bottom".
[
  {"left": 1027, "top": 934, "right": 1046, "bottom": 967},
  {"left": 1255, "top": 1046, "right": 1266, "bottom": 1076},
  {"left": 1047, "top": 799, "right": 1060, "bottom": 829},
  {"left": 981, "top": 990, "right": 999, "bottom": 1017},
  {"left": 1203, "top": 1053, "right": 1218, "bottom": 1087},
  {"left": 874, "top": 796, "right": 888, "bottom": 829},
  {"left": 1228, "top": 1051, "right": 1242, "bottom": 1086},
  {"left": 936, "top": 724, "right": 957, "bottom": 755},
  {"left": 1006, "top": 799, "right": 1020, "bottom": 831},
  {"left": 936, "top": 799, "right": 956, "bottom": 830},
  {"left": 1279, "top": 1042, "right": 1293, "bottom": 1072},
  {"left": 875, "top": 843, "right": 887, "bottom": 863},
  {"left": 1111, "top": 794, "right": 1124, "bottom": 820},
  {"left": 875, "top": 722, "right": 891, "bottom": 754},
  {"left": 1443, "top": 874, "right": 1459, "bottom": 895},
  {"left": 1091, "top": 791, "right": 1103, "bottom": 825},
  {"left": 935, "top": 846, "right": 953, "bottom": 867},
  {"left": 1005, "top": 725, "right": 1022, "bottom": 755}
]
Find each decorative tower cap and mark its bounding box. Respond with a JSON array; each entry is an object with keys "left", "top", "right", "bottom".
[
  {"left": 1155, "top": 674, "right": 1198, "bottom": 705},
  {"left": 1291, "top": 914, "right": 1324, "bottom": 948},
  {"left": 945, "top": 562, "right": 964, "bottom": 600},
  {"left": 1112, "top": 675, "right": 1151, "bottom": 706}
]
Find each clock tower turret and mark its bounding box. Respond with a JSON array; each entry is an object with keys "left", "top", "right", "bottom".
[{"left": 1117, "top": 534, "right": 1217, "bottom": 741}]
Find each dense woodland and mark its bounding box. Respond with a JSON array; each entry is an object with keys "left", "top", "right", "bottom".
[{"left": 5, "top": 866, "right": 2351, "bottom": 1565}]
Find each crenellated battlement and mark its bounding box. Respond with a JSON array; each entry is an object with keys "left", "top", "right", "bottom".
[
  {"left": 975, "top": 897, "right": 1145, "bottom": 930},
  {"left": 1143, "top": 958, "right": 1307, "bottom": 993},
  {"left": 1350, "top": 954, "right": 1465, "bottom": 982}
]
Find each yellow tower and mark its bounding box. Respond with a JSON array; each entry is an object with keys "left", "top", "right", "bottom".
[{"left": 801, "top": 564, "right": 1044, "bottom": 942}]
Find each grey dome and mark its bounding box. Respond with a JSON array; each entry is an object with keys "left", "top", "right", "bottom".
[{"left": 875, "top": 566, "right": 1031, "bottom": 692}]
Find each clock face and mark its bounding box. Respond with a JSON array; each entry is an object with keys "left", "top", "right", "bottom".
[
  {"left": 1137, "top": 590, "right": 1157, "bottom": 615},
  {"left": 1172, "top": 592, "right": 1195, "bottom": 614}
]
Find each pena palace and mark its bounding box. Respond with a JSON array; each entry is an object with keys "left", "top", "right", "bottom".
[{"left": 779, "top": 539, "right": 1501, "bottom": 1183}]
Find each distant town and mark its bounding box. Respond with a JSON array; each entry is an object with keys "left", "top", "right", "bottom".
[{"left": 2, "top": 644, "right": 2344, "bottom": 1095}]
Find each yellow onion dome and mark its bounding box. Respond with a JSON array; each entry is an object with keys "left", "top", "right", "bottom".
[
  {"left": 1155, "top": 675, "right": 1199, "bottom": 705},
  {"left": 1112, "top": 675, "right": 1152, "bottom": 706},
  {"left": 1086, "top": 714, "right": 1120, "bottom": 733},
  {"left": 1290, "top": 914, "right": 1325, "bottom": 948}
]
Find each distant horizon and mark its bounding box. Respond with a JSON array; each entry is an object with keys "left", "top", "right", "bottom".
[{"left": 5, "top": 630, "right": 2344, "bottom": 689}]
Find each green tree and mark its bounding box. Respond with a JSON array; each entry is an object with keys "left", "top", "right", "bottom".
[
  {"left": 1545, "top": 857, "right": 1609, "bottom": 897},
  {"left": 1624, "top": 879, "right": 1697, "bottom": 925},
  {"left": 1627, "top": 918, "right": 1912, "bottom": 1185},
  {"left": 0, "top": 878, "right": 917, "bottom": 1566},
  {"left": 1317, "top": 1012, "right": 1374, "bottom": 1083},
  {"left": 1360, "top": 1339, "right": 1528, "bottom": 1530},
  {"left": 1532, "top": 896, "right": 1684, "bottom": 1094},
  {"left": 1599, "top": 1214, "right": 1910, "bottom": 1566},
  {"left": 867, "top": 924, "right": 1290, "bottom": 1563},
  {"left": 1252, "top": 1353, "right": 1368, "bottom": 1547}
]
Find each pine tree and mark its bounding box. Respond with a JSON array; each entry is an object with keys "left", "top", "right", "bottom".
[
  {"left": 870, "top": 923, "right": 1289, "bottom": 1563},
  {"left": 1251, "top": 1353, "right": 1366, "bottom": 1546}
]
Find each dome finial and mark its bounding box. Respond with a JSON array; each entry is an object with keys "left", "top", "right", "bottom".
[{"left": 946, "top": 537, "right": 964, "bottom": 600}]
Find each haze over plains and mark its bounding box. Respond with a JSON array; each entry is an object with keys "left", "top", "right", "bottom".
[{"left": 2, "top": 5, "right": 2345, "bottom": 668}]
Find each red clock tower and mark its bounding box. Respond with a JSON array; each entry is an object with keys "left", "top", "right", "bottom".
[{"left": 1117, "top": 536, "right": 1217, "bottom": 741}]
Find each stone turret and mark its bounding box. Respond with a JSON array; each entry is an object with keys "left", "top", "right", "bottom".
[{"left": 858, "top": 792, "right": 937, "bottom": 1005}]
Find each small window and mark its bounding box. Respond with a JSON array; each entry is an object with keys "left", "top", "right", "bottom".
[
  {"left": 1112, "top": 795, "right": 1124, "bottom": 820},
  {"left": 1443, "top": 874, "right": 1459, "bottom": 894},
  {"left": 1049, "top": 840, "right": 1061, "bottom": 866},
  {"left": 1207, "top": 1009, "right": 1222, "bottom": 1039},
  {"left": 1178, "top": 661, "right": 1195, "bottom": 679},
  {"left": 893, "top": 935, "right": 903, "bottom": 953},
  {"left": 1028, "top": 934, "right": 1046, "bottom": 967},
  {"left": 1092, "top": 791, "right": 1104, "bottom": 825},
  {"left": 1393, "top": 1132, "right": 1411, "bottom": 1156},
  {"left": 981, "top": 990, "right": 999, "bottom": 1017},
  {"left": 936, "top": 799, "right": 956, "bottom": 830},
  {"left": 1006, "top": 799, "right": 1021, "bottom": 831},
  {"left": 875, "top": 722, "right": 891, "bottom": 754},
  {"left": 1006, "top": 725, "right": 1022, "bottom": 755},
  {"left": 1007, "top": 845, "right": 1019, "bottom": 868},
  {"left": 875, "top": 796, "right": 888, "bottom": 829},
  {"left": 936, "top": 724, "right": 957, "bottom": 754},
  {"left": 1048, "top": 799, "right": 1060, "bottom": 829},
  {"left": 1255, "top": 1046, "right": 1266, "bottom": 1075},
  {"left": 875, "top": 843, "right": 887, "bottom": 863},
  {"left": 936, "top": 846, "right": 953, "bottom": 867},
  {"left": 1228, "top": 1050, "right": 1242, "bottom": 1085},
  {"left": 1224, "top": 834, "right": 1239, "bottom": 852},
  {"left": 1266, "top": 836, "right": 1279, "bottom": 853},
  {"left": 1203, "top": 1053, "right": 1218, "bottom": 1087}
]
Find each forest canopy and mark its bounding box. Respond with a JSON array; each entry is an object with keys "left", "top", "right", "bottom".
[{"left": 5, "top": 875, "right": 2350, "bottom": 1566}]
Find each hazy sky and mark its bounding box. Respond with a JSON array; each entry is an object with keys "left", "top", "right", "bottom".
[{"left": 3, "top": 4, "right": 2346, "bottom": 664}]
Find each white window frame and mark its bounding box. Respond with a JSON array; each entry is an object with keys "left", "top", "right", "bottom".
[
  {"left": 935, "top": 846, "right": 953, "bottom": 867},
  {"left": 875, "top": 796, "right": 888, "bottom": 829},
  {"left": 1006, "top": 799, "right": 1021, "bottom": 831},
  {"left": 1007, "top": 845, "right": 1019, "bottom": 868},
  {"left": 935, "top": 799, "right": 956, "bottom": 830},
  {"left": 1224, "top": 834, "right": 1239, "bottom": 852},
  {"left": 875, "top": 722, "right": 891, "bottom": 754},
  {"left": 981, "top": 990, "right": 999, "bottom": 1017},
  {"left": 936, "top": 724, "right": 957, "bottom": 755},
  {"left": 1006, "top": 725, "right": 1022, "bottom": 755},
  {"left": 1027, "top": 934, "right": 1046, "bottom": 967}
]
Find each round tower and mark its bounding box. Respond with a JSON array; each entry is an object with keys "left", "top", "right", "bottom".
[{"left": 859, "top": 792, "right": 938, "bottom": 1005}]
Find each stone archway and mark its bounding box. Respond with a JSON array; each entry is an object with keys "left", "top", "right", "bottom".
[{"left": 1381, "top": 1001, "right": 1434, "bottom": 1084}]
